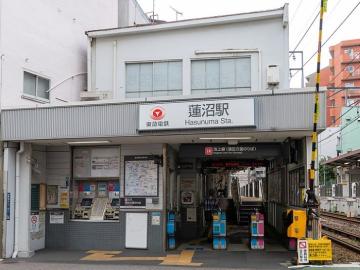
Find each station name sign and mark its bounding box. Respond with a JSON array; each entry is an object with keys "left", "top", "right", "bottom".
[{"left": 138, "top": 99, "right": 255, "bottom": 131}]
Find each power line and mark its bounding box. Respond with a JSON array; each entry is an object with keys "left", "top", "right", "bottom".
[
  {"left": 329, "top": 51, "right": 360, "bottom": 85},
  {"left": 291, "top": 1, "right": 360, "bottom": 79},
  {"left": 319, "top": 112, "right": 360, "bottom": 143},
  {"left": 289, "top": 12, "right": 320, "bottom": 58},
  {"left": 327, "top": 64, "right": 360, "bottom": 99},
  {"left": 329, "top": 99, "right": 360, "bottom": 126},
  {"left": 291, "top": 0, "right": 305, "bottom": 22}
]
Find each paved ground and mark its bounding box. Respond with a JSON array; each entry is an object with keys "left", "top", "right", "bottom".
[
  {"left": 0, "top": 249, "right": 294, "bottom": 269},
  {"left": 0, "top": 249, "right": 359, "bottom": 270}
]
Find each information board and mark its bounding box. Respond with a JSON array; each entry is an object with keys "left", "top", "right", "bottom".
[
  {"left": 124, "top": 156, "right": 159, "bottom": 197},
  {"left": 308, "top": 238, "right": 332, "bottom": 261},
  {"left": 73, "top": 147, "right": 120, "bottom": 178}
]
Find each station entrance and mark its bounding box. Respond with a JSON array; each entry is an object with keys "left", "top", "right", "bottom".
[{"left": 168, "top": 142, "right": 295, "bottom": 251}]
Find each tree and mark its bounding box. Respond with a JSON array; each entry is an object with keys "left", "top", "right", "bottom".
[{"left": 319, "top": 163, "right": 336, "bottom": 187}]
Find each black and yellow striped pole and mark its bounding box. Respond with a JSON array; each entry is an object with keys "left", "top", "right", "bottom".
[{"left": 305, "top": 0, "right": 326, "bottom": 236}]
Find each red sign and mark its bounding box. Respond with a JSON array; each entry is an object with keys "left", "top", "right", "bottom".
[
  {"left": 205, "top": 147, "right": 214, "bottom": 156},
  {"left": 150, "top": 106, "right": 165, "bottom": 120},
  {"left": 31, "top": 215, "right": 38, "bottom": 224}
]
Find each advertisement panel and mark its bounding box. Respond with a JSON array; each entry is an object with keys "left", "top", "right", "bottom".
[{"left": 139, "top": 99, "right": 255, "bottom": 131}]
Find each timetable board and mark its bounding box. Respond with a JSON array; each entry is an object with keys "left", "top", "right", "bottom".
[
  {"left": 73, "top": 147, "right": 120, "bottom": 178},
  {"left": 124, "top": 156, "right": 159, "bottom": 197}
]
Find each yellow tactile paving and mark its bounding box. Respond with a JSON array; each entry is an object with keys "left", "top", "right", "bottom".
[{"left": 81, "top": 250, "right": 202, "bottom": 266}]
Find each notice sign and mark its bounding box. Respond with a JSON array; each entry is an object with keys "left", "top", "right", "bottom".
[
  {"left": 297, "top": 239, "right": 309, "bottom": 264},
  {"left": 308, "top": 238, "right": 332, "bottom": 261},
  {"left": 139, "top": 99, "right": 255, "bottom": 131},
  {"left": 120, "top": 198, "right": 146, "bottom": 208},
  {"left": 30, "top": 213, "right": 40, "bottom": 233},
  {"left": 50, "top": 212, "right": 64, "bottom": 224}
]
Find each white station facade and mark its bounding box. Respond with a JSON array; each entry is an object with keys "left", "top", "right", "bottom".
[{"left": 1, "top": 5, "right": 326, "bottom": 257}]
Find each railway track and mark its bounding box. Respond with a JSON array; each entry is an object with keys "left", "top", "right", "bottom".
[
  {"left": 322, "top": 230, "right": 360, "bottom": 253},
  {"left": 321, "top": 211, "right": 360, "bottom": 253},
  {"left": 320, "top": 211, "right": 360, "bottom": 225}
]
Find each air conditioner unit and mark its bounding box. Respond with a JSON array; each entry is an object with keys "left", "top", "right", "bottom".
[{"left": 80, "top": 91, "right": 113, "bottom": 101}]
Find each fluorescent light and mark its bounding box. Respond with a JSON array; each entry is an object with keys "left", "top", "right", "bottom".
[
  {"left": 67, "top": 140, "right": 111, "bottom": 145},
  {"left": 344, "top": 162, "right": 350, "bottom": 165},
  {"left": 199, "top": 137, "right": 252, "bottom": 140}
]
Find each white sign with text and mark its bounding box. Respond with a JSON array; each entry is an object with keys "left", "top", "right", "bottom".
[{"left": 139, "top": 99, "right": 255, "bottom": 131}]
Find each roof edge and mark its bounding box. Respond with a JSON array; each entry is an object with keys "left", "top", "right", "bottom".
[{"left": 86, "top": 6, "right": 285, "bottom": 38}]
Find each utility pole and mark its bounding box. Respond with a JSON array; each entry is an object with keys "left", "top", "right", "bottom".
[{"left": 305, "top": 0, "right": 326, "bottom": 238}]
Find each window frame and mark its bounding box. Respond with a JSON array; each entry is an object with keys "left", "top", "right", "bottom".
[
  {"left": 125, "top": 59, "right": 183, "bottom": 98},
  {"left": 190, "top": 55, "right": 256, "bottom": 94},
  {"left": 22, "top": 70, "right": 51, "bottom": 102}
]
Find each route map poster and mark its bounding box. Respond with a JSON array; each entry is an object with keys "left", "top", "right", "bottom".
[{"left": 124, "top": 156, "right": 159, "bottom": 197}]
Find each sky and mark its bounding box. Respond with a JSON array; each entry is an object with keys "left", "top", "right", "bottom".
[{"left": 136, "top": 0, "right": 360, "bottom": 88}]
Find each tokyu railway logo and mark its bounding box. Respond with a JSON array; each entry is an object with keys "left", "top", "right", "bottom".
[
  {"left": 150, "top": 106, "right": 165, "bottom": 120},
  {"left": 138, "top": 99, "right": 255, "bottom": 131}
]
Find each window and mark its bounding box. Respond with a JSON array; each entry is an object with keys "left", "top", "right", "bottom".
[
  {"left": 126, "top": 61, "right": 182, "bottom": 98},
  {"left": 344, "top": 82, "right": 354, "bottom": 88},
  {"left": 191, "top": 57, "right": 251, "bottom": 94},
  {"left": 346, "top": 65, "right": 354, "bottom": 74},
  {"left": 331, "top": 116, "right": 336, "bottom": 125},
  {"left": 23, "top": 71, "right": 50, "bottom": 100},
  {"left": 344, "top": 48, "right": 354, "bottom": 58},
  {"left": 330, "top": 99, "right": 336, "bottom": 107}
]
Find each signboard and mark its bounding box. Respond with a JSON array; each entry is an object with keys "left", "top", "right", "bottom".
[
  {"left": 139, "top": 99, "right": 255, "bottom": 131},
  {"left": 59, "top": 188, "right": 69, "bottom": 209},
  {"left": 73, "top": 147, "right": 120, "bottom": 178},
  {"left": 308, "top": 238, "right": 332, "bottom": 261},
  {"left": 151, "top": 212, "right": 161, "bottom": 225},
  {"left": 297, "top": 239, "right": 309, "bottom": 264},
  {"left": 120, "top": 197, "right": 146, "bottom": 208},
  {"left": 50, "top": 212, "right": 65, "bottom": 224},
  {"left": 30, "top": 213, "right": 40, "bottom": 233},
  {"left": 124, "top": 156, "right": 159, "bottom": 197},
  {"left": 205, "top": 145, "right": 257, "bottom": 156}
]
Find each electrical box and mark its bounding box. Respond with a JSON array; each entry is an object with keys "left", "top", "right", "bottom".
[
  {"left": 286, "top": 209, "right": 306, "bottom": 239},
  {"left": 267, "top": 65, "right": 280, "bottom": 85}
]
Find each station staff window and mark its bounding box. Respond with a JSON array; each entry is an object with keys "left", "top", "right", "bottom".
[
  {"left": 23, "top": 71, "right": 50, "bottom": 100},
  {"left": 126, "top": 60, "right": 182, "bottom": 98},
  {"left": 69, "top": 147, "right": 121, "bottom": 222},
  {"left": 191, "top": 57, "right": 251, "bottom": 94}
]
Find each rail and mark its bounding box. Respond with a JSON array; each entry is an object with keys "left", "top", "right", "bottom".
[
  {"left": 320, "top": 211, "right": 360, "bottom": 225},
  {"left": 322, "top": 230, "right": 360, "bottom": 253}
]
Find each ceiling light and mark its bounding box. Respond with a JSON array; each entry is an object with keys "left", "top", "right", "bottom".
[
  {"left": 67, "top": 140, "right": 111, "bottom": 145},
  {"left": 344, "top": 162, "right": 350, "bottom": 165},
  {"left": 199, "top": 137, "right": 252, "bottom": 140}
]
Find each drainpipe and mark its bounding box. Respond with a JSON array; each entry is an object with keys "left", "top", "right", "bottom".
[{"left": 12, "top": 142, "right": 24, "bottom": 258}]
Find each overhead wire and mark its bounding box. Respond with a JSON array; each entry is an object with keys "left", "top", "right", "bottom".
[
  {"left": 327, "top": 63, "right": 360, "bottom": 99},
  {"left": 291, "top": 1, "right": 360, "bottom": 79},
  {"left": 319, "top": 111, "right": 360, "bottom": 143},
  {"left": 289, "top": 12, "right": 320, "bottom": 58},
  {"left": 290, "top": 0, "right": 305, "bottom": 22}
]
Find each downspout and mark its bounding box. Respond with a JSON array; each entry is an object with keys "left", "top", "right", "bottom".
[{"left": 12, "top": 142, "right": 24, "bottom": 258}]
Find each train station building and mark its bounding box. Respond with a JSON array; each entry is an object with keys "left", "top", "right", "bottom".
[{"left": 1, "top": 5, "right": 326, "bottom": 258}]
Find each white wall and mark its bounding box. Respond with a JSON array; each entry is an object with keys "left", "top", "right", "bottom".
[
  {"left": 319, "top": 127, "right": 340, "bottom": 159},
  {"left": 91, "top": 13, "right": 289, "bottom": 100},
  {"left": 0, "top": 0, "right": 148, "bottom": 108}
]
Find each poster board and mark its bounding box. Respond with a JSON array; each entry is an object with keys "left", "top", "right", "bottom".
[
  {"left": 125, "top": 212, "right": 148, "bottom": 249},
  {"left": 73, "top": 147, "right": 120, "bottom": 178},
  {"left": 124, "top": 156, "right": 159, "bottom": 197}
]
